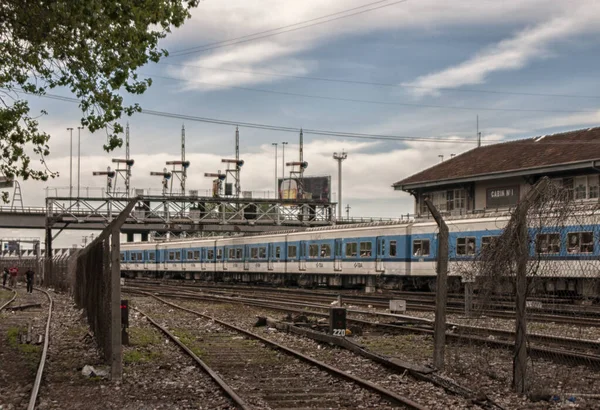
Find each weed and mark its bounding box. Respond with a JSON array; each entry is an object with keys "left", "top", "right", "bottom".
[
  {"left": 123, "top": 349, "right": 161, "bottom": 364},
  {"left": 128, "top": 327, "right": 161, "bottom": 347}
]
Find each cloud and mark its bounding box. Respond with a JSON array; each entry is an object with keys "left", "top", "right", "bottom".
[{"left": 404, "top": 4, "right": 600, "bottom": 96}]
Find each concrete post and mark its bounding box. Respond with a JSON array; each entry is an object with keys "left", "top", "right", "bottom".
[
  {"left": 424, "top": 198, "right": 448, "bottom": 370},
  {"left": 110, "top": 227, "right": 122, "bottom": 381}
]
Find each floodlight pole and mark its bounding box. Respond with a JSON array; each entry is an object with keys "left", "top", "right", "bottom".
[
  {"left": 67, "top": 127, "right": 73, "bottom": 201},
  {"left": 333, "top": 150, "right": 348, "bottom": 220}
]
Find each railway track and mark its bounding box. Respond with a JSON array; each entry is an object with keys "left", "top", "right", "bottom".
[
  {"left": 123, "top": 283, "right": 600, "bottom": 369},
  {"left": 134, "top": 292, "right": 426, "bottom": 409},
  {"left": 0, "top": 285, "right": 53, "bottom": 410}
]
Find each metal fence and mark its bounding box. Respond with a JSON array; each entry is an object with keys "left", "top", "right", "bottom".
[
  {"left": 72, "top": 198, "right": 137, "bottom": 380},
  {"left": 424, "top": 178, "right": 600, "bottom": 404}
]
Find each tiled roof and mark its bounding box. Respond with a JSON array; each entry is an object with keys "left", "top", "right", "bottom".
[{"left": 393, "top": 127, "right": 600, "bottom": 188}]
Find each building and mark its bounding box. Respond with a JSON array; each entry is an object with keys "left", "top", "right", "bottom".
[{"left": 393, "top": 127, "right": 600, "bottom": 216}]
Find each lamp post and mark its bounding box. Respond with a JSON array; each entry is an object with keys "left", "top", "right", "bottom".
[
  {"left": 77, "top": 126, "right": 83, "bottom": 200},
  {"left": 271, "top": 143, "right": 278, "bottom": 198},
  {"left": 67, "top": 127, "right": 73, "bottom": 201},
  {"left": 333, "top": 150, "right": 348, "bottom": 220},
  {"left": 282, "top": 141, "right": 288, "bottom": 183}
]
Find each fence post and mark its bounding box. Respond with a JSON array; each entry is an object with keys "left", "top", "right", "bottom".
[
  {"left": 464, "top": 280, "right": 474, "bottom": 317},
  {"left": 513, "top": 177, "right": 549, "bottom": 393},
  {"left": 424, "top": 198, "right": 448, "bottom": 370},
  {"left": 110, "top": 227, "right": 122, "bottom": 381}
]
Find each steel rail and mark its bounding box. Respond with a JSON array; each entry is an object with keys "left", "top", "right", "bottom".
[
  {"left": 0, "top": 287, "right": 17, "bottom": 311},
  {"left": 27, "top": 287, "right": 53, "bottom": 410},
  {"left": 134, "top": 307, "right": 251, "bottom": 410},
  {"left": 134, "top": 290, "right": 427, "bottom": 410}
]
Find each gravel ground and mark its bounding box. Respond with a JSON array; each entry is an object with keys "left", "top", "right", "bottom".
[
  {"left": 155, "top": 297, "right": 484, "bottom": 410},
  {"left": 36, "top": 291, "right": 235, "bottom": 410},
  {"left": 165, "top": 296, "right": 600, "bottom": 410},
  {"left": 133, "top": 296, "right": 402, "bottom": 409},
  {"left": 0, "top": 285, "right": 48, "bottom": 410}
]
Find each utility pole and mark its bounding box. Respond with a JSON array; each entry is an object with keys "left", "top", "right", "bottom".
[
  {"left": 67, "top": 127, "right": 73, "bottom": 201},
  {"left": 477, "top": 115, "right": 481, "bottom": 148},
  {"left": 333, "top": 150, "right": 347, "bottom": 220},
  {"left": 77, "top": 126, "right": 83, "bottom": 200},
  {"left": 272, "top": 143, "right": 278, "bottom": 198}
]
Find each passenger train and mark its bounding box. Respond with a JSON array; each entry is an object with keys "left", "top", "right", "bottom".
[{"left": 121, "top": 213, "right": 600, "bottom": 297}]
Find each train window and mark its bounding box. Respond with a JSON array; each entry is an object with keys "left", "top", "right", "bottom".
[
  {"left": 345, "top": 243, "right": 357, "bottom": 257},
  {"left": 536, "top": 233, "right": 560, "bottom": 254},
  {"left": 259, "top": 247, "right": 266, "bottom": 259},
  {"left": 288, "top": 245, "right": 297, "bottom": 258},
  {"left": 120, "top": 253, "right": 125, "bottom": 261},
  {"left": 389, "top": 241, "right": 397, "bottom": 257},
  {"left": 175, "top": 251, "right": 181, "bottom": 260},
  {"left": 457, "top": 237, "right": 476, "bottom": 256},
  {"left": 321, "top": 244, "right": 331, "bottom": 257},
  {"left": 207, "top": 250, "right": 214, "bottom": 260},
  {"left": 131, "top": 253, "right": 137, "bottom": 261},
  {"left": 216, "top": 249, "right": 222, "bottom": 260},
  {"left": 229, "top": 248, "right": 236, "bottom": 259},
  {"left": 187, "top": 250, "right": 194, "bottom": 260},
  {"left": 275, "top": 246, "right": 281, "bottom": 259},
  {"left": 236, "top": 248, "right": 242, "bottom": 259},
  {"left": 138, "top": 252, "right": 143, "bottom": 261},
  {"left": 251, "top": 248, "right": 258, "bottom": 259},
  {"left": 149, "top": 252, "right": 155, "bottom": 261},
  {"left": 309, "top": 244, "right": 319, "bottom": 258},
  {"left": 168, "top": 251, "right": 175, "bottom": 261},
  {"left": 193, "top": 251, "right": 200, "bottom": 260},
  {"left": 481, "top": 236, "right": 498, "bottom": 249},
  {"left": 413, "top": 240, "right": 430, "bottom": 256},
  {"left": 360, "top": 242, "right": 372, "bottom": 257},
  {"left": 567, "top": 232, "right": 594, "bottom": 253}
]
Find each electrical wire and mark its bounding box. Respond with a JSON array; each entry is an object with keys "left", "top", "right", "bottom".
[
  {"left": 158, "top": 61, "right": 600, "bottom": 100},
  {"left": 143, "top": 72, "right": 600, "bottom": 114},
  {"left": 168, "top": 0, "right": 408, "bottom": 57}
]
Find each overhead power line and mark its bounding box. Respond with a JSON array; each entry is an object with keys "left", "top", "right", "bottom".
[
  {"left": 143, "top": 72, "right": 599, "bottom": 114},
  {"left": 11, "top": 89, "right": 487, "bottom": 144},
  {"left": 159, "top": 61, "right": 600, "bottom": 100},
  {"left": 168, "top": 0, "right": 408, "bottom": 57}
]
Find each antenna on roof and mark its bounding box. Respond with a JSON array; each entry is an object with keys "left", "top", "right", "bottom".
[{"left": 477, "top": 115, "right": 481, "bottom": 148}]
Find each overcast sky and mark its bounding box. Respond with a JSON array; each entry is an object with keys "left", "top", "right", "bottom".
[{"left": 5, "top": 0, "right": 600, "bottom": 248}]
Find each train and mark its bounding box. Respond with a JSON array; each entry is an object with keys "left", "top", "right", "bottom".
[{"left": 121, "top": 213, "right": 600, "bottom": 297}]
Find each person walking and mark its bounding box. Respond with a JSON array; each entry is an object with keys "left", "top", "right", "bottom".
[
  {"left": 2, "top": 267, "right": 8, "bottom": 287},
  {"left": 9, "top": 266, "right": 17, "bottom": 287},
  {"left": 25, "top": 268, "right": 34, "bottom": 293}
]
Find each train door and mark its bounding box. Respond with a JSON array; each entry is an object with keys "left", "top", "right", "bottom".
[
  {"left": 299, "top": 241, "right": 307, "bottom": 271},
  {"left": 143, "top": 250, "right": 149, "bottom": 270},
  {"left": 334, "top": 239, "right": 343, "bottom": 271},
  {"left": 162, "top": 250, "right": 168, "bottom": 271},
  {"left": 268, "top": 243, "right": 274, "bottom": 271},
  {"left": 201, "top": 248, "right": 207, "bottom": 271},
  {"left": 376, "top": 237, "right": 385, "bottom": 272},
  {"left": 223, "top": 246, "right": 228, "bottom": 271},
  {"left": 244, "top": 245, "right": 250, "bottom": 270}
]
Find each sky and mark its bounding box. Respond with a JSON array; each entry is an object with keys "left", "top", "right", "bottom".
[{"left": 4, "top": 0, "right": 600, "bottom": 247}]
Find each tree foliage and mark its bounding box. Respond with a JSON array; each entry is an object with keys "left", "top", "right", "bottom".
[{"left": 0, "top": 0, "right": 199, "bottom": 191}]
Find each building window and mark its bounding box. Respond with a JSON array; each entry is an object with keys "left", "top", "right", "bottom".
[
  {"left": 345, "top": 242, "right": 358, "bottom": 257},
  {"left": 563, "top": 178, "right": 574, "bottom": 200},
  {"left": 572, "top": 175, "right": 599, "bottom": 200},
  {"left": 567, "top": 232, "right": 594, "bottom": 253},
  {"left": 360, "top": 242, "right": 372, "bottom": 257},
  {"left": 536, "top": 233, "right": 560, "bottom": 254},
  {"left": 413, "top": 239, "right": 430, "bottom": 256},
  {"left": 288, "top": 245, "right": 297, "bottom": 258},
  {"left": 390, "top": 241, "right": 397, "bottom": 257},
  {"left": 320, "top": 244, "right": 331, "bottom": 257},
  {"left": 457, "top": 237, "right": 476, "bottom": 256},
  {"left": 309, "top": 244, "right": 319, "bottom": 258},
  {"left": 420, "top": 189, "right": 467, "bottom": 214}
]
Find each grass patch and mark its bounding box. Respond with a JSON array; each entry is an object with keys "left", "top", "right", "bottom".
[
  {"left": 7, "top": 326, "right": 20, "bottom": 348},
  {"left": 128, "top": 327, "right": 161, "bottom": 347},
  {"left": 123, "top": 349, "right": 161, "bottom": 364},
  {"left": 173, "top": 328, "right": 206, "bottom": 358}
]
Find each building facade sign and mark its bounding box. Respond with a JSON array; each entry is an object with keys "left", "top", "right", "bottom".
[{"left": 486, "top": 185, "right": 520, "bottom": 208}]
